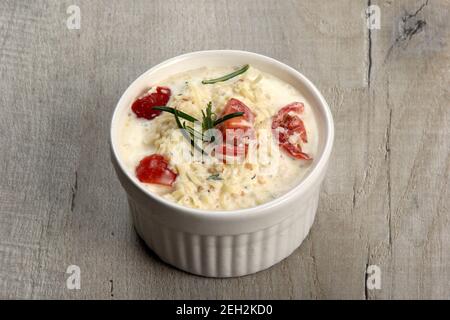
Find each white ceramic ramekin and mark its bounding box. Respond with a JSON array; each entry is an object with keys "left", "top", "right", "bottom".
[{"left": 110, "top": 50, "right": 334, "bottom": 277}]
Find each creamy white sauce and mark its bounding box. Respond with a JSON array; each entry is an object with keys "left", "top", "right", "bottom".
[{"left": 117, "top": 66, "right": 318, "bottom": 210}]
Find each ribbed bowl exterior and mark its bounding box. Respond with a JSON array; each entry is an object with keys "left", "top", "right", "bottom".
[{"left": 128, "top": 188, "right": 320, "bottom": 277}]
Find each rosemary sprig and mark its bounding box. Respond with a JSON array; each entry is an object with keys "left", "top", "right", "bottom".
[
  {"left": 152, "top": 106, "right": 198, "bottom": 122},
  {"left": 173, "top": 109, "right": 205, "bottom": 154},
  {"left": 157, "top": 101, "right": 245, "bottom": 153},
  {"left": 201, "top": 102, "right": 216, "bottom": 132},
  {"left": 184, "top": 124, "right": 209, "bottom": 142},
  {"left": 214, "top": 112, "right": 244, "bottom": 126},
  {"left": 201, "top": 64, "right": 250, "bottom": 84},
  {"left": 207, "top": 173, "right": 222, "bottom": 181}
]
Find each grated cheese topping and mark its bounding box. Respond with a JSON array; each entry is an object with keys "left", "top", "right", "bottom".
[{"left": 117, "top": 66, "right": 318, "bottom": 210}]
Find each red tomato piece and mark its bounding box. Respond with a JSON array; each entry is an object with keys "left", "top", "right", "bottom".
[
  {"left": 272, "top": 102, "right": 311, "bottom": 160},
  {"left": 215, "top": 99, "right": 255, "bottom": 161},
  {"left": 135, "top": 154, "right": 177, "bottom": 186},
  {"left": 220, "top": 98, "right": 255, "bottom": 130},
  {"left": 131, "top": 86, "right": 171, "bottom": 120},
  {"left": 281, "top": 142, "right": 311, "bottom": 160}
]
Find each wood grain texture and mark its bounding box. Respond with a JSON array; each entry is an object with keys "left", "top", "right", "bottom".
[{"left": 0, "top": 0, "right": 448, "bottom": 299}]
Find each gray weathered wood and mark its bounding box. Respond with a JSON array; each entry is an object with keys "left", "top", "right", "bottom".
[{"left": 0, "top": 0, "right": 448, "bottom": 299}]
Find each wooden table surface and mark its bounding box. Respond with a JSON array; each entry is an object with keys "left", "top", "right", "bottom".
[{"left": 0, "top": 0, "right": 448, "bottom": 299}]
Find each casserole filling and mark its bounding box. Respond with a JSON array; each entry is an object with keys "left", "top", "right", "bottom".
[{"left": 117, "top": 65, "right": 318, "bottom": 210}]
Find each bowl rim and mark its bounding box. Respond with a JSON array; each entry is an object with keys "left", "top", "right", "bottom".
[{"left": 110, "top": 49, "right": 334, "bottom": 220}]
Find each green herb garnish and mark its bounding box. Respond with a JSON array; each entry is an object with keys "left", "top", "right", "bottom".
[
  {"left": 152, "top": 106, "right": 198, "bottom": 122},
  {"left": 201, "top": 64, "right": 250, "bottom": 84},
  {"left": 201, "top": 102, "right": 216, "bottom": 132},
  {"left": 155, "top": 102, "right": 244, "bottom": 151},
  {"left": 173, "top": 108, "right": 205, "bottom": 154},
  {"left": 207, "top": 173, "right": 222, "bottom": 181},
  {"left": 214, "top": 111, "right": 245, "bottom": 126}
]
